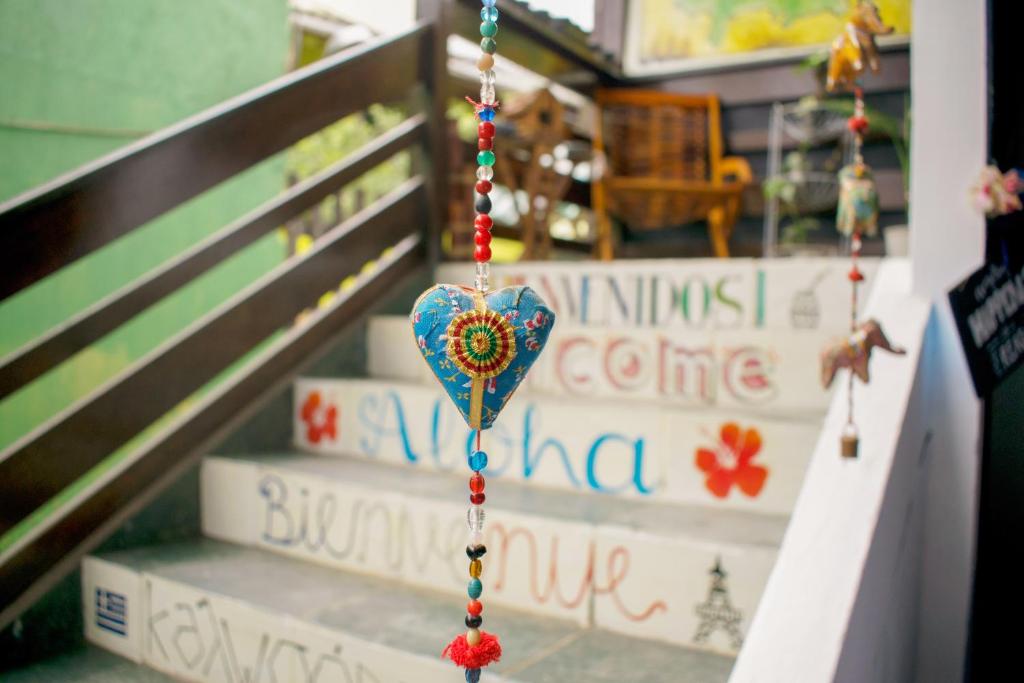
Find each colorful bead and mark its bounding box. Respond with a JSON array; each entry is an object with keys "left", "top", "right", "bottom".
[
  {"left": 480, "top": 21, "right": 498, "bottom": 38},
  {"left": 465, "top": 614, "right": 483, "bottom": 628},
  {"left": 479, "top": 108, "right": 495, "bottom": 122},
  {"left": 477, "top": 150, "right": 495, "bottom": 167},
  {"left": 478, "top": 137, "right": 493, "bottom": 151},
  {"left": 470, "top": 473, "right": 485, "bottom": 493},
  {"left": 468, "top": 578, "right": 483, "bottom": 599},
  {"left": 466, "top": 628, "right": 482, "bottom": 646},
  {"left": 467, "top": 505, "right": 486, "bottom": 531},
  {"left": 476, "top": 54, "right": 494, "bottom": 71},
  {"left": 474, "top": 214, "right": 493, "bottom": 230},
  {"left": 848, "top": 115, "right": 869, "bottom": 134},
  {"left": 466, "top": 669, "right": 481, "bottom": 683},
  {"left": 476, "top": 165, "right": 494, "bottom": 181},
  {"left": 482, "top": 0, "right": 496, "bottom": 7},
  {"left": 469, "top": 450, "right": 489, "bottom": 471},
  {"left": 466, "top": 544, "right": 487, "bottom": 560},
  {"left": 481, "top": 7, "right": 498, "bottom": 22},
  {"left": 481, "top": 38, "right": 497, "bottom": 54},
  {"left": 478, "top": 122, "right": 495, "bottom": 138},
  {"left": 474, "top": 245, "right": 492, "bottom": 262},
  {"left": 470, "top": 492, "right": 486, "bottom": 504},
  {"left": 467, "top": 599, "right": 483, "bottom": 616},
  {"left": 475, "top": 195, "right": 492, "bottom": 214},
  {"left": 469, "top": 559, "right": 483, "bottom": 577},
  {"left": 475, "top": 180, "right": 492, "bottom": 194}
]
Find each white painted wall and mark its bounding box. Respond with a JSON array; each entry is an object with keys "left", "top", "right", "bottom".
[{"left": 908, "top": 0, "right": 987, "bottom": 680}]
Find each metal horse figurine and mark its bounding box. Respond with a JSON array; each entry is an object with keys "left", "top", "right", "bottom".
[
  {"left": 826, "top": 0, "right": 894, "bottom": 91},
  {"left": 821, "top": 319, "right": 905, "bottom": 389}
]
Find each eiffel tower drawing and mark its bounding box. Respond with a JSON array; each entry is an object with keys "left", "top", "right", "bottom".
[{"left": 693, "top": 556, "right": 744, "bottom": 649}]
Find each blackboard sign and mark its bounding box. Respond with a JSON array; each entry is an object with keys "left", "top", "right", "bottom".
[{"left": 948, "top": 262, "right": 1024, "bottom": 396}]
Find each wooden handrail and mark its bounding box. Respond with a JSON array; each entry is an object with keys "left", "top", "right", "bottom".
[
  {"left": 0, "top": 179, "right": 428, "bottom": 534},
  {"left": 0, "top": 114, "right": 428, "bottom": 401},
  {"left": 0, "top": 232, "right": 427, "bottom": 628},
  {"left": 0, "top": 23, "right": 430, "bottom": 301}
]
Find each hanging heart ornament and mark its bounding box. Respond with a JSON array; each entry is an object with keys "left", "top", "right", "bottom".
[{"left": 411, "top": 283, "right": 555, "bottom": 430}]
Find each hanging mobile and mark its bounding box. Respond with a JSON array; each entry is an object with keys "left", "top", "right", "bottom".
[
  {"left": 822, "top": 0, "right": 903, "bottom": 458},
  {"left": 409, "top": 1, "right": 556, "bottom": 679}
]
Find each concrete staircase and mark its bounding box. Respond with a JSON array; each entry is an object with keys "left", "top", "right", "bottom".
[{"left": 69, "top": 258, "right": 871, "bottom": 682}]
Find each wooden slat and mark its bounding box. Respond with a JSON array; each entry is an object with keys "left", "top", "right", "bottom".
[
  {"left": 449, "top": 0, "right": 616, "bottom": 92},
  {"left": 0, "top": 178, "right": 427, "bottom": 533},
  {"left": 0, "top": 115, "right": 427, "bottom": 401},
  {"left": 0, "top": 234, "right": 426, "bottom": 629},
  {"left": 0, "top": 24, "right": 429, "bottom": 302}
]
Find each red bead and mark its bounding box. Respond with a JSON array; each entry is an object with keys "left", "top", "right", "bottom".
[
  {"left": 467, "top": 600, "right": 483, "bottom": 616},
  {"left": 478, "top": 122, "right": 495, "bottom": 138},
  {"left": 474, "top": 214, "right": 493, "bottom": 230},
  {"left": 475, "top": 180, "right": 493, "bottom": 194},
  {"left": 848, "top": 116, "right": 869, "bottom": 134},
  {"left": 848, "top": 266, "right": 865, "bottom": 282},
  {"left": 474, "top": 230, "right": 492, "bottom": 246},
  {"left": 474, "top": 245, "right": 492, "bottom": 262},
  {"left": 470, "top": 473, "right": 485, "bottom": 493},
  {"left": 470, "top": 492, "right": 486, "bottom": 505},
  {"left": 478, "top": 137, "right": 493, "bottom": 151}
]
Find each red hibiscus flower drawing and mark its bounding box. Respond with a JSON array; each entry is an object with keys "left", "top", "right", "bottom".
[
  {"left": 695, "top": 423, "right": 769, "bottom": 499},
  {"left": 299, "top": 390, "right": 337, "bottom": 444}
]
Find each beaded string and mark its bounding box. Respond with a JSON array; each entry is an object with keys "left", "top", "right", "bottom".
[
  {"left": 442, "top": 2, "right": 502, "bottom": 680},
  {"left": 843, "top": 87, "right": 868, "bottom": 457}
]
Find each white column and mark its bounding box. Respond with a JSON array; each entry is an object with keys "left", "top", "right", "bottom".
[{"left": 909, "top": 0, "right": 987, "bottom": 680}]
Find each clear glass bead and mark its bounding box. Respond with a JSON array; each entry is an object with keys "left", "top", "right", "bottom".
[
  {"left": 479, "top": 70, "right": 496, "bottom": 86},
  {"left": 467, "top": 505, "right": 486, "bottom": 532},
  {"left": 481, "top": 7, "right": 498, "bottom": 22},
  {"left": 480, "top": 82, "right": 496, "bottom": 105},
  {"left": 476, "top": 166, "right": 493, "bottom": 181},
  {"left": 474, "top": 262, "right": 490, "bottom": 292},
  {"left": 468, "top": 529, "right": 484, "bottom": 547}
]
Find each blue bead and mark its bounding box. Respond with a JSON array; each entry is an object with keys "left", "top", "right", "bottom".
[
  {"left": 466, "top": 669, "right": 481, "bottom": 683},
  {"left": 481, "top": 7, "right": 498, "bottom": 21},
  {"left": 479, "top": 108, "right": 495, "bottom": 122},
  {"left": 468, "top": 578, "right": 483, "bottom": 599},
  {"left": 468, "top": 450, "right": 488, "bottom": 472},
  {"left": 482, "top": 0, "right": 496, "bottom": 7}
]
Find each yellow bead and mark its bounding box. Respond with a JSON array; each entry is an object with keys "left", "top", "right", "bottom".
[
  {"left": 469, "top": 559, "right": 482, "bottom": 578},
  {"left": 477, "top": 54, "right": 494, "bottom": 71},
  {"left": 466, "top": 628, "right": 482, "bottom": 647}
]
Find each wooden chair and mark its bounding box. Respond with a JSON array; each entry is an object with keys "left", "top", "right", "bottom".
[{"left": 592, "top": 90, "right": 753, "bottom": 259}]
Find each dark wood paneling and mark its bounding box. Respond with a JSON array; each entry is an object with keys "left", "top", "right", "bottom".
[
  {"left": 0, "top": 234, "right": 426, "bottom": 629},
  {"left": 0, "top": 24, "right": 429, "bottom": 302},
  {"left": 648, "top": 49, "right": 910, "bottom": 106},
  {"left": 0, "top": 115, "right": 428, "bottom": 401},
  {"left": 0, "top": 179, "right": 427, "bottom": 534}
]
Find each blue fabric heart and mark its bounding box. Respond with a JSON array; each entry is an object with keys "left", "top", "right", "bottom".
[{"left": 410, "top": 284, "right": 555, "bottom": 430}]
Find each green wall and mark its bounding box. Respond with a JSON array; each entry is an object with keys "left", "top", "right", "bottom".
[{"left": 0, "top": 1, "right": 291, "bottom": 450}]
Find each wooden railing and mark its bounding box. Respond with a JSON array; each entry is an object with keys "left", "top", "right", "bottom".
[
  {"left": 0, "top": 0, "right": 626, "bottom": 629},
  {"left": 0, "top": 23, "right": 439, "bottom": 627}
]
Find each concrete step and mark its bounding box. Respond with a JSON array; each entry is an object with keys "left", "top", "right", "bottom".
[
  {"left": 3, "top": 647, "right": 175, "bottom": 683},
  {"left": 83, "top": 539, "right": 736, "bottom": 683},
  {"left": 202, "top": 453, "right": 783, "bottom": 654},
  {"left": 293, "top": 377, "right": 821, "bottom": 515},
  {"left": 436, "top": 257, "right": 879, "bottom": 333},
  {"left": 368, "top": 314, "right": 833, "bottom": 416}
]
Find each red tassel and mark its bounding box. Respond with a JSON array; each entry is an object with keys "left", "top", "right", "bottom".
[
  {"left": 442, "top": 631, "right": 502, "bottom": 669},
  {"left": 464, "top": 97, "right": 501, "bottom": 116}
]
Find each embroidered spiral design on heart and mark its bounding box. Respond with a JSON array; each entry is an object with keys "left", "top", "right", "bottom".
[{"left": 446, "top": 309, "right": 516, "bottom": 379}]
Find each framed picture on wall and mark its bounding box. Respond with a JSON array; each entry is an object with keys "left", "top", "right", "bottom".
[{"left": 622, "top": 0, "right": 911, "bottom": 76}]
